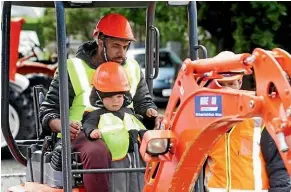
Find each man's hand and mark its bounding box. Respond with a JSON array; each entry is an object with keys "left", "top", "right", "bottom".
[
  {"left": 49, "top": 118, "right": 62, "bottom": 133},
  {"left": 154, "top": 114, "right": 164, "bottom": 130},
  {"left": 146, "top": 108, "right": 158, "bottom": 118},
  {"left": 145, "top": 108, "right": 163, "bottom": 130},
  {"left": 90, "top": 129, "right": 102, "bottom": 139},
  {"left": 49, "top": 119, "right": 81, "bottom": 140},
  {"left": 70, "top": 121, "right": 81, "bottom": 140}
]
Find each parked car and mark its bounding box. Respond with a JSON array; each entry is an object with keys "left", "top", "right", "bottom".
[{"left": 127, "top": 48, "right": 182, "bottom": 104}]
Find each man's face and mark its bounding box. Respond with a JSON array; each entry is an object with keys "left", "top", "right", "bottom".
[
  {"left": 217, "top": 79, "right": 242, "bottom": 90},
  {"left": 99, "top": 37, "right": 130, "bottom": 64}
]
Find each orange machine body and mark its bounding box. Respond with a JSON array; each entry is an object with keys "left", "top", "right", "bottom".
[{"left": 140, "top": 48, "right": 291, "bottom": 192}]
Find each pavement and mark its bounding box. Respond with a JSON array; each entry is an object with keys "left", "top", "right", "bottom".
[{"left": 1, "top": 159, "right": 26, "bottom": 191}]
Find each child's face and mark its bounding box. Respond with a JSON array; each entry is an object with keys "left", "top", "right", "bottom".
[{"left": 103, "top": 94, "right": 124, "bottom": 111}]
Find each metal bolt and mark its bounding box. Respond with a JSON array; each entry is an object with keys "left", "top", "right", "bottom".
[
  {"left": 249, "top": 100, "right": 255, "bottom": 108},
  {"left": 244, "top": 55, "right": 256, "bottom": 64},
  {"left": 277, "top": 132, "right": 289, "bottom": 152},
  {"left": 280, "top": 122, "right": 287, "bottom": 129},
  {"left": 180, "top": 86, "right": 184, "bottom": 95},
  {"left": 182, "top": 64, "right": 187, "bottom": 71},
  {"left": 270, "top": 92, "right": 276, "bottom": 98}
]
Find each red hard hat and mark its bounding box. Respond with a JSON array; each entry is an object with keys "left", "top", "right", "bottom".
[
  {"left": 92, "top": 62, "right": 130, "bottom": 93},
  {"left": 93, "top": 13, "right": 135, "bottom": 41}
]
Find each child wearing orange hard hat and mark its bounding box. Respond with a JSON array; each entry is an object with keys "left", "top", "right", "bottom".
[
  {"left": 82, "top": 61, "right": 148, "bottom": 153},
  {"left": 81, "top": 61, "right": 151, "bottom": 191},
  {"left": 82, "top": 61, "right": 158, "bottom": 160}
]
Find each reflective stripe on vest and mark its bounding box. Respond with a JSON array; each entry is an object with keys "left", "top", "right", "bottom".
[
  {"left": 252, "top": 117, "right": 263, "bottom": 191},
  {"left": 57, "top": 58, "right": 141, "bottom": 137},
  {"left": 123, "top": 58, "right": 141, "bottom": 108},
  {"left": 98, "top": 113, "right": 146, "bottom": 161},
  {"left": 67, "top": 58, "right": 96, "bottom": 121},
  {"left": 205, "top": 117, "right": 269, "bottom": 191}
]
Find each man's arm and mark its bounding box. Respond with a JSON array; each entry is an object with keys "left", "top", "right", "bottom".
[
  {"left": 133, "top": 70, "right": 157, "bottom": 117},
  {"left": 39, "top": 69, "right": 76, "bottom": 133},
  {"left": 261, "top": 128, "right": 291, "bottom": 192}
]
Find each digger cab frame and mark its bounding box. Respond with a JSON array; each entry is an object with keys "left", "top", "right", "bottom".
[{"left": 1, "top": 1, "right": 206, "bottom": 191}]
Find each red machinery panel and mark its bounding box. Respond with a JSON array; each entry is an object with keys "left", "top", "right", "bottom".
[{"left": 10, "top": 18, "right": 25, "bottom": 80}]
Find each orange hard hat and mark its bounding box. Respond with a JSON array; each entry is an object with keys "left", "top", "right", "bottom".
[
  {"left": 92, "top": 61, "right": 130, "bottom": 93},
  {"left": 93, "top": 13, "right": 135, "bottom": 41}
]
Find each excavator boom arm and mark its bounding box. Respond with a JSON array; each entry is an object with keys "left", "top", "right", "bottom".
[{"left": 140, "top": 48, "right": 291, "bottom": 192}]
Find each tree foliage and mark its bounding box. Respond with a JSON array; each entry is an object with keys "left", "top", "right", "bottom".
[
  {"left": 40, "top": 2, "right": 188, "bottom": 44},
  {"left": 39, "top": 2, "right": 291, "bottom": 57},
  {"left": 197, "top": 2, "right": 288, "bottom": 54}
]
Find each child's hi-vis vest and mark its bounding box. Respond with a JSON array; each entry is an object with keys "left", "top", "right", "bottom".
[{"left": 98, "top": 113, "right": 146, "bottom": 160}]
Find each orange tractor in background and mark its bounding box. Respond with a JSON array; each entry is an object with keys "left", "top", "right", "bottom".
[{"left": 2, "top": 1, "right": 291, "bottom": 192}]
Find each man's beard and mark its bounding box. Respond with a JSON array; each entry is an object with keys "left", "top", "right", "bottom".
[
  {"left": 112, "top": 57, "right": 126, "bottom": 65},
  {"left": 101, "top": 49, "right": 126, "bottom": 65}
]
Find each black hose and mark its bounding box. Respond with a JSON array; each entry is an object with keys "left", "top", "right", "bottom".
[{"left": 1, "top": 1, "right": 26, "bottom": 166}]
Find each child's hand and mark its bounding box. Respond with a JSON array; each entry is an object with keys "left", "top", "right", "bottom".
[
  {"left": 146, "top": 108, "right": 158, "bottom": 118},
  {"left": 90, "top": 129, "right": 102, "bottom": 139}
]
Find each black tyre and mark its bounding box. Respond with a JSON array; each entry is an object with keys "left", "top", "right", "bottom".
[
  {"left": 1, "top": 74, "right": 53, "bottom": 159},
  {"left": 1, "top": 89, "right": 36, "bottom": 159}
]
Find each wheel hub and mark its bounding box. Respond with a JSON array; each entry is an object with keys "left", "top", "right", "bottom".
[{"left": 1, "top": 104, "right": 20, "bottom": 148}]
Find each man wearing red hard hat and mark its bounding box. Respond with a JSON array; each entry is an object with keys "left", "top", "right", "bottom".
[{"left": 40, "top": 13, "right": 162, "bottom": 192}]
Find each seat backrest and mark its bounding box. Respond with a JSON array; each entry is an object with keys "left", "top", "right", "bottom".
[{"left": 33, "top": 85, "right": 58, "bottom": 148}]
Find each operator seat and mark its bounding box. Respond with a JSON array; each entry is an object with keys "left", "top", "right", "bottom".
[{"left": 27, "top": 85, "right": 148, "bottom": 190}]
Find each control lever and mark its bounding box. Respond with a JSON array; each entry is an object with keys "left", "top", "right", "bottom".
[
  {"left": 40, "top": 136, "right": 52, "bottom": 184},
  {"left": 128, "top": 129, "right": 144, "bottom": 192}
]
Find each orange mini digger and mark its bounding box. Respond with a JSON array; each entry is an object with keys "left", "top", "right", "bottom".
[
  {"left": 2, "top": 1, "right": 291, "bottom": 192},
  {"left": 139, "top": 48, "right": 291, "bottom": 191}
]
